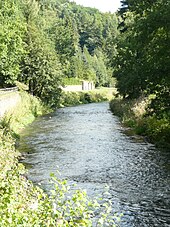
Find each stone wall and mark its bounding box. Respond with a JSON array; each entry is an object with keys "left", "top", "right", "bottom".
[
  {"left": 0, "top": 92, "right": 21, "bottom": 118},
  {"left": 62, "top": 81, "right": 94, "bottom": 92},
  {"left": 61, "top": 85, "right": 83, "bottom": 92}
]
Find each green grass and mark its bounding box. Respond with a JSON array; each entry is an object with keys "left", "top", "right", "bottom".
[{"left": 3, "top": 91, "right": 48, "bottom": 134}]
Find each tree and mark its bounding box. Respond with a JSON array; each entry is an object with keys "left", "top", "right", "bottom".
[
  {"left": 93, "top": 49, "right": 109, "bottom": 86},
  {"left": 20, "top": 0, "right": 63, "bottom": 107},
  {"left": 0, "top": 0, "right": 26, "bottom": 87},
  {"left": 114, "top": 0, "right": 170, "bottom": 119}
]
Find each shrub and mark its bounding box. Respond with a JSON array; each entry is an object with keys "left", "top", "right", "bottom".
[
  {"left": 110, "top": 97, "right": 170, "bottom": 148},
  {"left": 3, "top": 91, "right": 48, "bottom": 134},
  {"left": 59, "top": 88, "right": 114, "bottom": 107},
  {"left": 145, "top": 116, "right": 170, "bottom": 146}
]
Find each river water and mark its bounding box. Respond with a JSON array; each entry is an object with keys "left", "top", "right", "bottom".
[{"left": 19, "top": 102, "right": 170, "bottom": 226}]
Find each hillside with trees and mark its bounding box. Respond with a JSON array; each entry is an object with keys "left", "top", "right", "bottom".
[
  {"left": 0, "top": 0, "right": 118, "bottom": 107},
  {"left": 0, "top": 0, "right": 169, "bottom": 145}
]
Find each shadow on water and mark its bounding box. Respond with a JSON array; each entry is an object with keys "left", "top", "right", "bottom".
[{"left": 18, "top": 102, "right": 170, "bottom": 227}]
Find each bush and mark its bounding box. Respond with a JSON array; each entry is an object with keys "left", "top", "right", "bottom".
[
  {"left": 3, "top": 91, "right": 48, "bottom": 134},
  {"left": 145, "top": 116, "right": 170, "bottom": 146},
  {"left": 110, "top": 97, "right": 170, "bottom": 148},
  {"left": 59, "top": 89, "right": 110, "bottom": 107}
]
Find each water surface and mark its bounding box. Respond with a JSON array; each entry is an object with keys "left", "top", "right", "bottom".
[{"left": 19, "top": 102, "right": 170, "bottom": 226}]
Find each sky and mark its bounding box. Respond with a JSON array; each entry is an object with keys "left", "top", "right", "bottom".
[{"left": 70, "top": 0, "right": 122, "bottom": 13}]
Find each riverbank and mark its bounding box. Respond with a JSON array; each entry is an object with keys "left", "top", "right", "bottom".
[
  {"left": 0, "top": 91, "right": 21, "bottom": 118},
  {"left": 1, "top": 91, "right": 48, "bottom": 134},
  {"left": 59, "top": 87, "right": 116, "bottom": 107},
  {"left": 0, "top": 90, "right": 119, "bottom": 226},
  {"left": 110, "top": 97, "right": 170, "bottom": 149}
]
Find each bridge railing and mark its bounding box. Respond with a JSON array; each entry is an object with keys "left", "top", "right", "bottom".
[{"left": 0, "top": 87, "right": 18, "bottom": 94}]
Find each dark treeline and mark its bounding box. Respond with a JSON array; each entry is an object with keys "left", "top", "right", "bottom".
[{"left": 0, "top": 0, "right": 118, "bottom": 107}]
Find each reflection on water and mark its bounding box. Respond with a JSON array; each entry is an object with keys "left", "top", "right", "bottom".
[{"left": 19, "top": 102, "right": 170, "bottom": 227}]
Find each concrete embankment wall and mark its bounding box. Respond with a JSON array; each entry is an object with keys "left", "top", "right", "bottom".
[
  {"left": 61, "top": 85, "right": 83, "bottom": 92},
  {"left": 0, "top": 92, "right": 21, "bottom": 118},
  {"left": 61, "top": 81, "right": 95, "bottom": 92}
]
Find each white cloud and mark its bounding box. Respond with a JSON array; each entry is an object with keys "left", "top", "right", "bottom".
[{"left": 70, "top": 0, "right": 121, "bottom": 13}]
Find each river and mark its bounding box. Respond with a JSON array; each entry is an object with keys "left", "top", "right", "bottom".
[{"left": 19, "top": 102, "right": 170, "bottom": 226}]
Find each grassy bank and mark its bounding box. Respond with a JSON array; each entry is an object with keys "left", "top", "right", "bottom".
[
  {"left": 0, "top": 91, "right": 120, "bottom": 226},
  {"left": 59, "top": 87, "right": 116, "bottom": 107},
  {"left": 110, "top": 97, "right": 170, "bottom": 149},
  {"left": 2, "top": 91, "right": 48, "bottom": 134}
]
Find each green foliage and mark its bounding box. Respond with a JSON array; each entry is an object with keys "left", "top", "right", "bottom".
[
  {"left": 146, "top": 86, "right": 170, "bottom": 119},
  {"left": 70, "top": 47, "right": 85, "bottom": 79},
  {"left": 110, "top": 97, "right": 170, "bottom": 148},
  {"left": 3, "top": 91, "right": 47, "bottom": 134},
  {"left": 70, "top": 46, "right": 96, "bottom": 82},
  {"left": 111, "top": 0, "right": 170, "bottom": 147},
  {"left": 59, "top": 88, "right": 114, "bottom": 107},
  {"left": 115, "top": 0, "right": 170, "bottom": 99},
  {"left": 0, "top": 0, "right": 26, "bottom": 87},
  {"left": 53, "top": 17, "right": 78, "bottom": 65},
  {"left": 59, "top": 91, "right": 83, "bottom": 106},
  {"left": 93, "top": 49, "right": 110, "bottom": 87},
  {"left": 21, "top": 25, "right": 62, "bottom": 107},
  {"left": 63, "top": 77, "right": 82, "bottom": 85},
  {"left": 46, "top": 0, "right": 118, "bottom": 85},
  {"left": 0, "top": 150, "right": 120, "bottom": 226},
  {"left": 81, "top": 46, "right": 96, "bottom": 81},
  {"left": 0, "top": 0, "right": 118, "bottom": 105},
  {"left": 145, "top": 115, "right": 170, "bottom": 147},
  {"left": 70, "top": 46, "right": 113, "bottom": 86}
]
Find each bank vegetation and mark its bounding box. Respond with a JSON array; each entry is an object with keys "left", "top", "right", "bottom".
[
  {"left": 110, "top": 0, "right": 170, "bottom": 149},
  {"left": 0, "top": 90, "right": 121, "bottom": 226}
]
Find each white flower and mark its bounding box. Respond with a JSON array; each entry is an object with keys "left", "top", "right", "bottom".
[
  {"left": 30, "top": 200, "right": 38, "bottom": 210},
  {"left": 53, "top": 202, "right": 57, "bottom": 214}
]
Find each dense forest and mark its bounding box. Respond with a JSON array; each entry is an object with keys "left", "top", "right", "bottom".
[
  {"left": 0, "top": 0, "right": 118, "bottom": 107},
  {"left": 0, "top": 0, "right": 169, "bottom": 143}
]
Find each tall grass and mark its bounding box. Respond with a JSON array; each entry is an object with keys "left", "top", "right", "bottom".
[
  {"left": 110, "top": 97, "right": 170, "bottom": 148},
  {"left": 3, "top": 91, "right": 48, "bottom": 134}
]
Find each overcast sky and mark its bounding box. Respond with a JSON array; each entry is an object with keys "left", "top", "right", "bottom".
[{"left": 70, "top": 0, "right": 122, "bottom": 13}]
